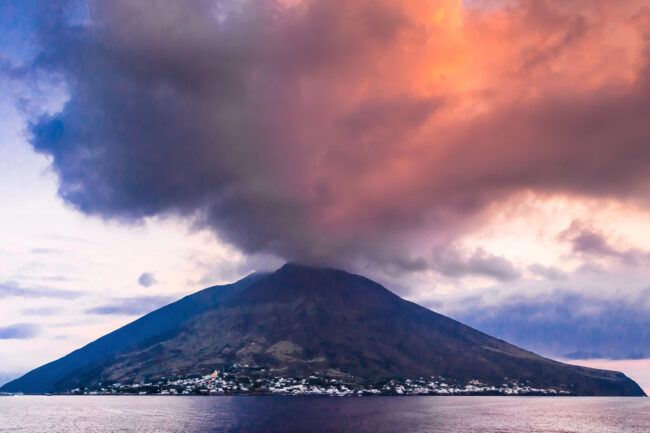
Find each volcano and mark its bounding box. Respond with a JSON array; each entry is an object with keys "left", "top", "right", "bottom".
[{"left": 1, "top": 263, "right": 644, "bottom": 396}]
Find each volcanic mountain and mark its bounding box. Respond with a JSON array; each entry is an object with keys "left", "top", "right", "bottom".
[{"left": 2, "top": 264, "right": 645, "bottom": 396}]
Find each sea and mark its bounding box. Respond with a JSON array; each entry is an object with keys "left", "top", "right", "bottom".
[{"left": 1, "top": 395, "right": 648, "bottom": 432}]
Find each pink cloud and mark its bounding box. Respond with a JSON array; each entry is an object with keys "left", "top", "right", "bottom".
[{"left": 28, "top": 0, "right": 650, "bottom": 269}]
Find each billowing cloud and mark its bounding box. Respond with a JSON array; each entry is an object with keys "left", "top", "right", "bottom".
[
  {"left": 0, "top": 323, "right": 41, "bottom": 339},
  {"left": 85, "top": 295, "right": 177, "bottom": 316},
  {"left": 23, "top": 0, "right": 650, "bottom": 270},
  {"left": 137, "top": 272, "right": 157, "bottom": 287}
]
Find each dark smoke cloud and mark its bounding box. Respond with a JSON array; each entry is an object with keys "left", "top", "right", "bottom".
[{"left": 24, "top": 0, "right": 650, "bottom": 269}]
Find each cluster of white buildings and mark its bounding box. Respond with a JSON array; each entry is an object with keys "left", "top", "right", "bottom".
[
  {"left": 66, "top": 366, "right": 572, "bottom": 396},
  {"left": 378, "top": 378, "right": 571, "bottom": 396}
]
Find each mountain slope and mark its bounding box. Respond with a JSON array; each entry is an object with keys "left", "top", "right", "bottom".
[
  {"left": 1, "top": 271, "right": 268, "bottom": 394},
  {"left": 2, "top": 264, "right": 645, "bottom": 396}
]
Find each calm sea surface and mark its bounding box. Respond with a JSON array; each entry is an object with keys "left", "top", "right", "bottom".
[{"left": 1, "top": 396, "right": 649, "bottom": 432}]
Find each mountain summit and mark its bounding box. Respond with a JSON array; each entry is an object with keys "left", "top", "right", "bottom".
[{"left": 2, "top": 264, "right": 645, "bottom": 396}]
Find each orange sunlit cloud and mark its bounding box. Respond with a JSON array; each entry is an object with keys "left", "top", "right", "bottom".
[{"left": 28, "top": 0, "right": 650, "bottom": 268}]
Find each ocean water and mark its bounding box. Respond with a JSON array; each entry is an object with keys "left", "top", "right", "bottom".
[{"left": 1, "top": 396, "right": 648, "bottom": 432}]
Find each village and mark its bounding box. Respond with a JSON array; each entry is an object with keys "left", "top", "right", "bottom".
[{"left": 65, "top": 364, "right": 572, "bottom": 396}]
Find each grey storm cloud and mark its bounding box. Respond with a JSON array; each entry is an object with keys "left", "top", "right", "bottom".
[
  {"left": 138, "top": 272, "right": 157, "bottom": 287},
  {"left": 452, "top": 291, "right": 650, "bottom": 360},
  {"left": 22, "top": 0, "right": 650, "bottom": 270},
  {"left": 85, "top": 295, "right": 177, "bottom": 316},
  {"left": 0, "top": 281, "right": 82, "bottom": 299},
  {"left": 0, "top": 323, "right": 41, "bottom": 339}
]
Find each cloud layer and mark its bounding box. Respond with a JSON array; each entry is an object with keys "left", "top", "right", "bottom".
[
  {"left": 0, "top": 323, "right": 41, "bottom": 339},
  {"left": 453, "top": 290, "right": 650, "bottom": 360},
  {"left": 0, "top": 281, "right": 81, "bottom": 299},
  {"left": 26, "top": 0, "right": 650, "bottom": 270},
  {"left": 85, "top": 295, "right": 177, "bottom": 316},
  {"left": 432, "top": 247, "right": 521, "bottom": 282}
]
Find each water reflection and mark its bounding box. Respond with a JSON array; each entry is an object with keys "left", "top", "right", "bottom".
[{"left": 1, "top": 395, "right": 648, "bottom": 432}]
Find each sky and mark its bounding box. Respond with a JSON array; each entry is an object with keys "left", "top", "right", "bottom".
[{"left": 1, "top": 0, "right": 649, "bottom": 392}]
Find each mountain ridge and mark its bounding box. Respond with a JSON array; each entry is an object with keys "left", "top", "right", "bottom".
[{"left": 2, "top": 263, "right": 645, "bottom": 396}]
